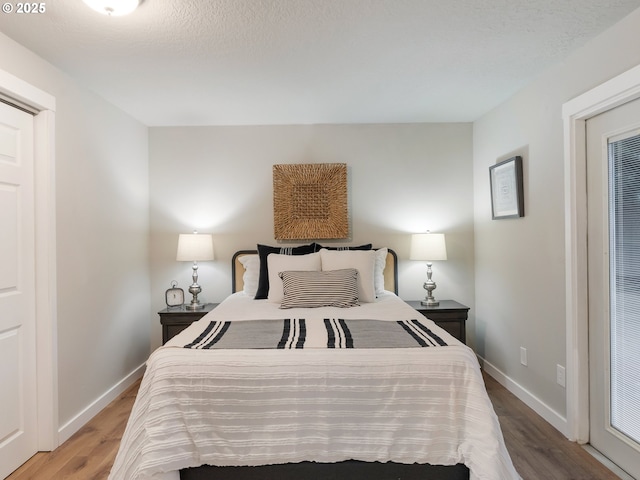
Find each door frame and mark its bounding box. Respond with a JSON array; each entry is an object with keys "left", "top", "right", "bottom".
[
  {"left": 0, "top": 68, "right": 58, "bottom": 451},
  {"left": 563, "top": 63, "right": 640, "bottom": 444}
]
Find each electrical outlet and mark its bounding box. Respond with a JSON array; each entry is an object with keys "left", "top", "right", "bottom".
[
  {"left": 520, "top": 347, "right": 527, "bottom": 366},
  {"left": 557, "top": 364, "right": 566, "bottom": 387}
]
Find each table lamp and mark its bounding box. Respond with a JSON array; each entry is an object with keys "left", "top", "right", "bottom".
[
  {"left": 410, "top": 232, "right": 447, "bottom": 306},
  {"left": 176, "top": 232, "right": 214, "bottom": 310}
]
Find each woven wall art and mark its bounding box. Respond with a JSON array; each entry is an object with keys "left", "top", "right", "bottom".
[{"left": 273, "top": 163, "right": 348, "bottom": 240}]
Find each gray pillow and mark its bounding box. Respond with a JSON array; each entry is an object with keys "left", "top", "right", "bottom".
[{"left": 279, "top": 269, "right": 360, "bottom": 309}]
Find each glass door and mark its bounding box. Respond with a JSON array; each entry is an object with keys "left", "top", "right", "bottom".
[{"left": 587, "top": 97, "right": 640, "bottom": 479}]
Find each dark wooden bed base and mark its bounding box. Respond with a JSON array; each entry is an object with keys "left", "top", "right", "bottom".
[
  {"left": 181, "top": 461, "right": 469, "bottom": 480},
  {"left": 179, "top": 247, "right": 470, "bottom": 479}
]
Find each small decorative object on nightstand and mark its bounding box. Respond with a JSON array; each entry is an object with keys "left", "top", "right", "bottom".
[
  {"left": 406, "top": 300, "right": 469, "bottom": 344},
  {"left": 164, "top": 280, "right": 184, "bottom": 308},
  {"left": 409, "top": 232, "right": 447, "bottom": 306},
  {"left": 159, "top": 303, "right": 218, "bottom": 344}
]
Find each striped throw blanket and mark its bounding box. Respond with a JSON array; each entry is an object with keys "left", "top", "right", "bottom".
[{"left": 184, "top": 318, "right": 448, "bottom": 350}]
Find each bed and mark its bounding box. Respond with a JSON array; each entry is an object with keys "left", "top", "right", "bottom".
[{"left": 109, "top": 246, "right": 520, "bottom": 480}]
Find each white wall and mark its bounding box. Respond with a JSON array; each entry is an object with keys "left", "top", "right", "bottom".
[
  {"left": 149, "top": 123, "right": 475, "bottom": 349},
  {"left": 0, "top": 33, "right": 150, "bottom": 432},
  {"left": 473, "top": 7, "right": 640, "bottom": 422}
]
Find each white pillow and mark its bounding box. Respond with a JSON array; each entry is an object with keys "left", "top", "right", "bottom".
[
  {"left": 238, "top": 254, "right": 260, "bottom": 297},
  {"left": 267, "top": 252, "right": 321, "bottom": 303},
  {"left": 374, "top": 248, "right": 388, "bottom": 295},
  {"left": 319, "top": 249, "right": 376, "bottom": 303}
]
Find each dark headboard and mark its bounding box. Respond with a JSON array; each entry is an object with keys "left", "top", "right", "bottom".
[{"left": 232, "top": 248, "right": 398, "bottom": 295}]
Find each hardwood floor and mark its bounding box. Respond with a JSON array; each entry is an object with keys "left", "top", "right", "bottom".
[
  {"left": 484, "top": 374, "right": 621, "bottom": 480},
  {"left": 6, "top": 372, "right": 622, "bottom": 480},
  {"left": 6, "top": 381, "right": 138, "bottom": 480}
]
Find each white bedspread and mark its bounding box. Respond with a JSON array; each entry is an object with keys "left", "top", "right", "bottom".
[{"left": 109, "top": 292, "right": 520, "bottom": 480}]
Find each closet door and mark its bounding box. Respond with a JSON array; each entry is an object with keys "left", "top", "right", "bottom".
[{"left": 0, "top": 101, "right": 37, "bottom": 478}]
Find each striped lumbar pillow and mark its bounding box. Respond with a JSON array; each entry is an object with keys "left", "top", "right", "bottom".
[{"left": 279, "top": 269, "right": 360, "bottom": 309}]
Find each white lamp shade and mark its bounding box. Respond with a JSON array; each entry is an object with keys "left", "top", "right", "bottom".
[
  {"left": 83, "top": 0, "right": 139, "bottom": 16},
  {"left": 409, "top": 233, "right": 447, "bottom": 261},
  {"left": 176, "top": 234, "right": 214, "bottom": 262}
]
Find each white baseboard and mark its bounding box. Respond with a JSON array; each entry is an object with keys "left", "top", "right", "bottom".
[
  {"left": 480, "top": 357, "right": 569, "bottom": 438},
  {"left": 57, "top": 363, "right": 145, "bottom": 444}
]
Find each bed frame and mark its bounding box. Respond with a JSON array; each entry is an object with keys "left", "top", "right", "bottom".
[
  {"left": 180, "top": 247, "right": 470, "bottom": 480},
  {"left": 181, "top": 460, "right": 469, "bottom": 479},
  {"left": 232, "top": 247, "right": 399, "bottom": 295}
]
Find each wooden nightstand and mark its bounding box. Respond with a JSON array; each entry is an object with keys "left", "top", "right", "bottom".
[
  {"left": 159, "top": 303, "right": 218, "bottom": 344},
  {"left": 405, "top": 300, "right": 470, "bottom": 344}
]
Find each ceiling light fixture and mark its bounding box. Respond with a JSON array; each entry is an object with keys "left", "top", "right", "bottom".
[{"left": 83, "top": 0, "right": 140, "bottom": 16}]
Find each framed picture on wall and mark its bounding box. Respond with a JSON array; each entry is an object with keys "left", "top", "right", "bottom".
[{"left": 489, "top": 156, "right": 524, "bottom": 219}]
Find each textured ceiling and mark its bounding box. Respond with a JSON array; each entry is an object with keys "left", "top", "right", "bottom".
[{"left": 1, "top": 0, "right": 639, "bottom": 126}]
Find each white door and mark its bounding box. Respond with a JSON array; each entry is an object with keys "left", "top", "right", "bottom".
[
  {"left": 587, "top": 96, "right": 640, "bottom": 479},
  {"left": 0, "top": 101, "right": 37, "bottom": 479}
]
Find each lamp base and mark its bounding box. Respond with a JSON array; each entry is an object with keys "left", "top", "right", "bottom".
[
  {"left": 185, "top": 301, "right": 205, "bottom": 310},
  {"left": 421, "top": 262, "right": 439, "bottom": 307},
  {"left": 421, "top": 299, "right": 440, "bottom": 307},
  {"left": 186, "top": 279, "right": 203, "bottom": 310}
]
